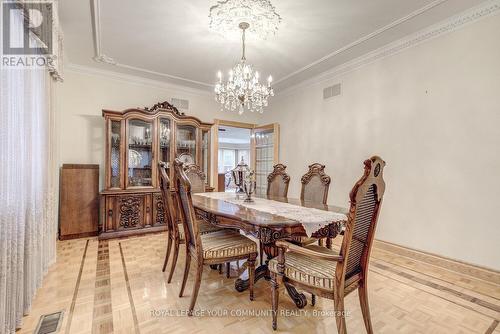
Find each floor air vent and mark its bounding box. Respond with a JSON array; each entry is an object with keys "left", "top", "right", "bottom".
[{"left": 34, "top": 311, "right": 63, "bottom": 334}]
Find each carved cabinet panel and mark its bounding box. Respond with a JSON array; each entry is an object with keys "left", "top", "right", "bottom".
[
  {"left": 106, "top": 194, "right": 145, "bottom": 231},
  {"left": 119, "top": 195, "right": 144, "bottom": 229},
  {"left": 100, "top": 192, "right": 165, "bottom": 238},
  {"left": 153, "top": 193, "right": 166, "bottom": 226}
]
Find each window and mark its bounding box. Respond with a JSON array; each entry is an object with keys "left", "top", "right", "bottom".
[
  {"left": 237, "top": 149, "right": 250, "bottom": 165},
  {"left": 218, "top": 149, "right": 236, "bottom": 173},
  {"left": 218, "top": 149, "right": 251, "bottom": 173}
]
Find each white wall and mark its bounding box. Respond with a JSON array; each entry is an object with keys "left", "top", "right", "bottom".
[
  {"left": 56, "top": 67, "right": 263, "bottom": 187},
  {"left": 262, "top": 15, "right": 500, "bottom": 270}
]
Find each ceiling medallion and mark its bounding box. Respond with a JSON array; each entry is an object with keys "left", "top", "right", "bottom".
[
  {"left": 209, "top": 0, "right": 281, "bottom": 39},
  {"left": 214, "top": 22, "right": 274, "bottom": 114}
]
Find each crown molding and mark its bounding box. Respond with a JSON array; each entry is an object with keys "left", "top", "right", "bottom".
[
  {"left": 274, "top": 0, "right": 449, "bottom": 85},
  {"left": 114, "top": 62, "right": 213, "bottom": 88},
  {"left": 275, "top": 0, "right": 500, "bottom": 98},
  {"left": 86, "top": 0, "right": 499, "bottom": 96},
  {"left": 65, "top": 62, "right": 213, "bottom": 97}
]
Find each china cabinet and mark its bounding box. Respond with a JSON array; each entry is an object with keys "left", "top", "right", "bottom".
[{"left": 99, "top": 101, "right": 213, "bottom": 239}]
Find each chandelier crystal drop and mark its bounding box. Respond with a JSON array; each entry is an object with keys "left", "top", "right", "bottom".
[
  {"left": 214, "top": 22, "right": 274, "bottom": 114},
  {"left": 209, "top": 0, "right": 281, "bottom": 39}
]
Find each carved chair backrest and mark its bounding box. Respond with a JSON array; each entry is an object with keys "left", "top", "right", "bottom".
[
  {"left": 174, "top": 159, "right": 201, "bottom": 251},
  {"left": 337, "top": 156, "right": 386, "bottom": 287},
  {"left": 158, "top": 161, "right": 178, "bottom": 238},
  {"left": 267, "top": 163, "right": 290, "bottom": 198},
  {"left": 183, "top": 164, "right": 206, "bottom": 194},
  {"left": 300, "top": 163, "right": 331, "bottom": 204}
]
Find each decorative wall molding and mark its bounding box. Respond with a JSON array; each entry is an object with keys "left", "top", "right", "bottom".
[
  {"left": 115, "top": 62, "right": 212, "bottom": 88},
  {"left": 88, "top": 0, "right": 499, "bottom": 95},
  {"left": 276, "top": 0, "right": 500, "bottom": 98},
  {"left": 65, "top": 63, "right": 213, "bottom": 97},
  {"left": 94, "top": 54, "right": 116, "bottom": 65},
  {"left": 274, "top": 0, "right": 449, "bottom": 85}
]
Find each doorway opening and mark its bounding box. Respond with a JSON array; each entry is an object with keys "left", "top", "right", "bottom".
[
  {"left": 213, "top": 120, "right": 279, "bottom": 194},
  {"left": 217, "top": 125, "right": 252, "bottom": 192}
]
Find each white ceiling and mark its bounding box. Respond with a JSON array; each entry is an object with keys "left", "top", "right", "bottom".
[
  {"left": 59, "top": 0, "right": 485, "bottom": 91},
  {"left": 218, "top": 126, "right": 251, "bottom": 145}
]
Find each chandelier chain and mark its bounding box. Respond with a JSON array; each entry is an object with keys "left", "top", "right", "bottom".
[{"left": 241, "top": 26, "right": 246, "bottom": 61}]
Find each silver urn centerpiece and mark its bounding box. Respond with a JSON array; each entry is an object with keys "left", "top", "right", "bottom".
[
  {"left": 231, "top": 157, "right": 256, "bottom": 202},
  {"left": 243, "top": 170, "right": 256, "bottom": 203},
  {"left": 231, "top": 157, "right": 250, "bottom": 194}
]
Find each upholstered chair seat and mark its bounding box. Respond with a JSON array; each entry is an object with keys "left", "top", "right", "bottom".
[
  {"left": 198, "top": 220, "right": 223, "bottom": 234},
  {"left": 175, "top": 221, "right": 222, "bottom": 242},
  {"left": 289, "top": 236, "right": 317, "bottom": 246},
  {"left": 201, "top": 230, "right": 258, "bottom": 259},
  {"left": 269, "top": 245, "right": 339, "bottom": 290}
]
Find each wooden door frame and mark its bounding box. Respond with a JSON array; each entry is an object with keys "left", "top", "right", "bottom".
[{"left": 212, "top": 119, "right": 255, "bottom": 191}]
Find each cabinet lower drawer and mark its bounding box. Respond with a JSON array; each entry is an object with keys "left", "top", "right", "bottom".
[{"left": 100, "top": 191, "right": 167, "bottom": 238}]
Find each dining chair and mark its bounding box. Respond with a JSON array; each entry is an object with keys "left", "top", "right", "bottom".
[
  {"left": 291, "top": 163, "right": 332, "bottom": 248},
  {"left": 174, "top": 159, "right": 259, "bottom": 314},
  {"left": 266, "top": 163, "right": 290, "bottom": 197},
  {"left": 184, "top": 162, "right": 235, "bottom": 276},
  {"left": 300, "top": 163, "right": 331, "bottom": 204},
  {"left": 269, "top": 156, "right": 386, "bottom": 333},
  {"left": 183, "top": 163, "right": 206, "bottom": 194},
  {"left": 159, "top": 161, "right": 222, "bottom": 283},
  {"left": 260, "top": 163, "right": 292, "bottom": 264}
]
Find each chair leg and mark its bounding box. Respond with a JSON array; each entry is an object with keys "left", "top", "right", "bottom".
[
  {"left": 179, "top": 248, "right": 191, "bottom": 297},
  {"left": 226, "top": 262, "right": 231, "bottom": 278},
  {"left": 162, "top": 236, "right": 173, "bottom": 272},
  {"left": 259, "top": 242, "right": 263, "bottom": 265},
  {"left": 248, "top": 255, "right": 256, "bottom": 301},
  {"left": 271, "top": 272, "right": 279, "bottom": 331},
  {"left": 167, "top": 240, "right": 180, "bottom": 283},
  {"left": 188, "top": 261, "right": 204, "bottom": 316},
  {"left": 358, "top": 282, "right": 374, "bottom": 334},
  {"left": 326, "top": 237, "right": 332, "bottom": 250},
  {"left": 333, "top": 293, "right": 347, "bottom": 334}
]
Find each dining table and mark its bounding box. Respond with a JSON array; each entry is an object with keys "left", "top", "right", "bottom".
[{"left": 192, "top": 192, "right": 348, "bottom": 309}]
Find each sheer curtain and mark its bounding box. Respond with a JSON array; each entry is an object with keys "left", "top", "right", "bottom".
[{"left": 0, "top": 6, "right": 59, "bottom": 334}]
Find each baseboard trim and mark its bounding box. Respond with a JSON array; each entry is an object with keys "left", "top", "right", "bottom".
[
  {"left": 98, "top": 225, "right": 167, "bottom": 240},
  {"left": 59, "top": 231, "right": 99, "bottom": 240},
  {"left": 374, "top": 239, "right": 500, "bottom": 285}
]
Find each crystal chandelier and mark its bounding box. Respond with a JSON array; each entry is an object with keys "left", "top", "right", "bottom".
[
  {"left": 209, "top": 0, "right": 281, "bottom": 40},
  {"left": 214, "top": 22, "right": 274, "bottom": 114}
]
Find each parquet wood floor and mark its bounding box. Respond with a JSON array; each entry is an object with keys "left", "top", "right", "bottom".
[{"left": 17, "top": 233, "right": 500, "bottom": 334}]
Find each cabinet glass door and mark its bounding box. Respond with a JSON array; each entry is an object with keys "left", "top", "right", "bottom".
[
  {"left": 176, "top": 125, "right": 197, "bottom": 165},
  {"left": 159, "top": 118, "right": 171, "bottom": 175},
  {"left": 127, "top": 119, "right": 153, "bottom": 187},
  {"left": 252, "top": 124, "right": 279, "bottom": 196},
  {"left": 201, "top": 129, "right": 210, "bottom": 184},
  {"left": 110, "top": 120, "right": 121, "bottom": 188}
]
